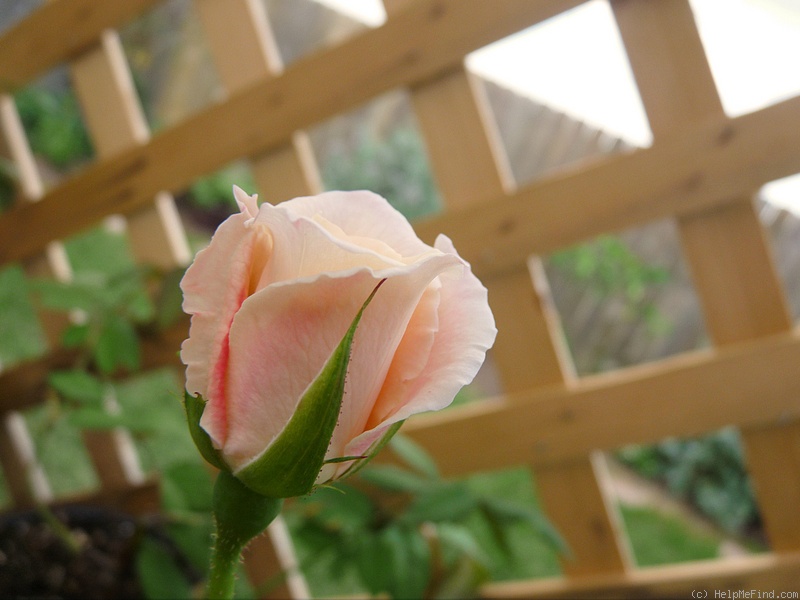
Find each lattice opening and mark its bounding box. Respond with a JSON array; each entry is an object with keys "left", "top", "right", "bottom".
[
  {"left": 20, "top": 404, "right": 100, "bottom": 499},
  {"left": 690, "top": 0, "right": 800, "bottom": 118},
  {"left": 468, "top": 0, "right": 652, "bottom": 150},
  {"left": 0, "top": 264, "right": 47, "bottom": 367},
  {"left": 615, "top": 427, "right": 769, "bottom": 559},
  {"left": 12, "top": 68, "right": 96, "bottom": 187},
  {"left": 758, "top": 177, "right": 800, "bottom": 324},
  {"left": 544, "top": 220, "right": 708, "bottom": 376},
  {"left": 120, "top": 0, "right": 222, "bottom": 132},
  {"left": 311, "top": 90, "right": 444, "bottom": 221}
]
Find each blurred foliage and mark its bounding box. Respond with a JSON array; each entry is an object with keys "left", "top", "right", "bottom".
[
  {"left": 549, "top": 235, "right": 671, "bottom": 332},
  {"left": 286, "top": 434, "right": 565, "bottom": 599},
  {"left": 322, "top": 128, "right": 442, "bottom": 221},
  {"left": 620, "top": 505, "right": 721, "bottom": 566},
  {"left": 15, "top": 86, "right": 94, "bottom": 168},
  {"left": 188, "top": 162, "right": 256, "bottom": 210},
  {"left": 617, "top": 428, "right": 759, "bottom": 535},
  {"left": 0, "top": 264, "right": 48, "bottom": 365}
]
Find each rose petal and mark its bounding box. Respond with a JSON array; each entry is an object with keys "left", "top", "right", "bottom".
[
  {"left": 326, "top": 255, "right": 461, "bottom": 462},
  {"left": 343, "top": 235, "right": 496, "bottom": 459},
  {"left": 268, "top": 190, "right": 434, "bottom": 258},
  {"left": 180, "top": 201, "right": 272, "bottom": 446},
  {"left": 251, "top": 201, "right": 407, "bottom": 291},
  {"left": 221, "top": 253, "right": 462, "bottom": 471}
]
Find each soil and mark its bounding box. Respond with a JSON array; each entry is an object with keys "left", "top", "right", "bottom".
[{"left": 0, "top": 505, "right": 182, "bottom": 600}]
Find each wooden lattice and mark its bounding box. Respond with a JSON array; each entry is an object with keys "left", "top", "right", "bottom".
[{"left": 1, "top": 1, "right": 800, "bottom": 597}]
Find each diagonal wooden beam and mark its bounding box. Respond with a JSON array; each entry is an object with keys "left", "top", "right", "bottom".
[
  {"left": 0, "top": 0, "right": 583, "bottom": 266},
  {"left": 414, "top": 92, "right": 800, "bottom": 276},
  {"left": 0, "top": 0, "right": 163, "bottom": 92},
  {"left": 402, "top": 327, "right": 800, "bottom": 474}
]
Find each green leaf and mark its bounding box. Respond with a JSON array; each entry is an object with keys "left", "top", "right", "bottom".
[
  {"left": 382, "top": 524, "right": 431, "bottom": 599},
  {"left": 48, "top": 369, "right": 105, "bottom": 405},
  {"left": 389, "top": 432, "right": 439, "bottom": 479},
  {"left": 235, "top": 280, "right": 385, "bottom": 498},
  {"left": 357, "top": 464, "right": 430, "bottom": 494},
  {"left": 161, "top": 461, "right": 214, "bottom": 513},
  {"left": 402, "top": 481, "right": 477, "bottom": 524},
  {"left": 155, "top": 267, "right": 187, "bottom": 330},
  {"left": 433, "top": 553, "right": 490, "bottom": 599},
  {"left": 435, "top": 522, "right": 490, "bottom": 566},
  {"left": 30, "top": 278, "right": 101, "bottom": 312},
  {"left": 299, "top": 484, "right": 374, "bottom": 533},
  {"left": 66, "top": 407, "right": 125, "bottom": 430},
  {"left": 66, "top": 406, "right": 157, "bottom": 433},
  {"left": 60, "top": 322, "right": 90, "bottom": 348},
  {"left": 183, "top": 391, "right": 226, "bottom": 471},
  {"left": 94, "top": 313, "right": 140, "bottom": 374},
  {"left": 136, "top": 537, "right": 193, "bottom": 600},
  {"left": 355, "top": 532, "right": 393, "bottom": 595},
  {"left": 478, "top": 496, "right": 569, "bottom": 556}
]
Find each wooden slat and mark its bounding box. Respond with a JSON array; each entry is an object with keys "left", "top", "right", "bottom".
[
  {"left": 487, "top": 264, "right": 573, "bottom": 389},
  {"left": 612, "top": 0, "right": 800, "bottom": 553},
  {"left": 0, "top": 413, "right": 52, "bottom": 505},
  {"left": 384, "top": 0, "right": 628, "bottom": 577},
  {"left": 0, "top": 95, "right": 43, "bottom": 200},
  {"left": 48, "top": 478, "right": 161, "bottom": 516},
  {"left": 0, "top": 0, "right": 163, "bottom": 92},
  {"left": 68, "top": 30, "right": 192, "bottom": 490},
  {"left": 482, "top": 552, "right": 800, "bottom": 599},
  {"left": 69, "top": 30, "right": 191, "bottom": 270},
  {"left": 7, "top": 318, "right": 797, "bottom": 480},
  {"left": 194, "top": 0, "right": 321, "bottom": 202},
  {"left": 412, "top": 91, "right": 800, "bottom": 277},
  {"left": 0, "top": 0, "right": 584, "bottom": 266},
  {"left": 402, "top": 327, "right": 800, "bottom": 474}
]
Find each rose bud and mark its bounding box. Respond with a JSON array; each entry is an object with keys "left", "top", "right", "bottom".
[{"left": 180, "top": 187, "right": 496, "bottom": 498}]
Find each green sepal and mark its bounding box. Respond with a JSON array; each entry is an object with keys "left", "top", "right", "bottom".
[
  {"left": 184, "top": 390, "right": 227, "bottom": 471},
  {"left": 339, "top": 420, "right": 405, "bottom": 480},
  {"left": 234, "top": 279, "right": 386, "bottom": 498}
]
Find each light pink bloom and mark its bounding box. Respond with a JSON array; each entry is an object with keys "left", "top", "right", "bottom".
[{"left": 181, "top": 187, "right": 496, "bottom": 482}]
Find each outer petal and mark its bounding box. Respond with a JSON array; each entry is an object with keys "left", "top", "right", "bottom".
[
  {"left": 264, "top": 190, "right": 434, "bottom": 259},
  {"left": 220, "top": 253, "right": 462, "bottom": 471},
  {"left": 342, "top": 235, "right": 496, "bottom": 462},
  {"left": 250, "top": 201, "right": 405, "bottom": 291},
  {"left": 180, "top": 198, "right": 271, "bottom": 446}
]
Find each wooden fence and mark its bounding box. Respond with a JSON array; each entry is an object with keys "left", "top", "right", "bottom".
[{"left": 1, "top": 0, "right": 799, "bottom": 597}]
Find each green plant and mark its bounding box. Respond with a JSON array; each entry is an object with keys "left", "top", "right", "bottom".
[
  {"left": 549, "top": 235, "right": 671, "bottom": 332},
  {"left": 617, "top": 428, "right": 759, "bottom": 535},
  {"left": 15, "top": 86, "right": 94, "bottom": 168},
  {"left": 322, "top": 127, "right": 442, "bottom": 221},
  {"left": 286, "top": 434, "right": 565, "bottom": 599},
  {"left": 620, "top": 505, "right": 721, "bottom": 566},
  {"left": 188, "top": 163, "right": 256, "bottom": 210}
]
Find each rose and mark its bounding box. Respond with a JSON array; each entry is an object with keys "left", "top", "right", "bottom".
[{"left": 181, "top": 186, "right": 496, "bottom": 495}]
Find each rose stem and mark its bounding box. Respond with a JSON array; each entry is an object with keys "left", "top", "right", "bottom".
[{"left": 207, "top": 470, "right": 283, "bottom": 599}]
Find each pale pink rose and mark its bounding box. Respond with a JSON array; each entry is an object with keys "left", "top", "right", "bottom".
[{"left": 180, "top": 186, "right": 496, "bottom": 483}]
